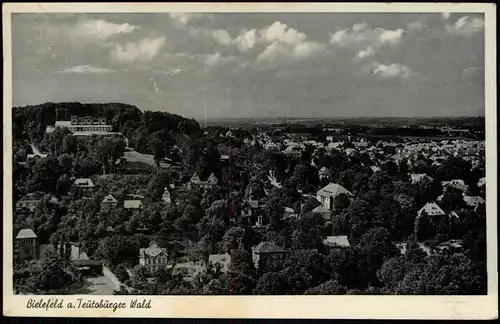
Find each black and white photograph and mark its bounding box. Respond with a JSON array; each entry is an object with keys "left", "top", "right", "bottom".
[{"left": 3, "top": 2, "right": 498, "bottom": 319}]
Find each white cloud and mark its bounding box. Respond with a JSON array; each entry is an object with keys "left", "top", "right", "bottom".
[
  {"left": 291, "top": 41, "right": 328, "bottom": 60},
  {"left": 442, "top": 12, "right": 451, "bottom": 20},
  {"left": 356, "top": 46, "right": 375, "bottom": 59},
  {"left": 234, "top": 29, "right": 257, "bottom": 52},
  {"left": 257, "top": 41, "right": 288, "bottom": 63},
  {"left": 111, "top": 37, "right": 166, "bottom": 63},
  {"left": 329, "top": 23, "right": 405, "bottom": 49},
  {"left": 255, "top": 21, "right": 328, "bottom": 64},
  {"left": 52, "top": 65, "right": 114, "bottom": 74},
  {"left": 378, "top": 28, "right": 405, "bottom": 45},
  {"left": 407, "top": 20, "right": 426, "bottom": 33},
  {"left": 203, "top": 53, "right": 236, "bottom": 68},
  {"left": 73, "top": 19, "right": 141, "bottom": 40},
  {"left": 211, "top": 29, "right": 233, "bottom": 46},
  {"left": 446, "top": 16, "right": 485, "bottom": 37},
  {"left": 169, "top": 13, "right": 193, "bottom": 26},
  {"left": 257, "top": 40, "right": 328, "bottom": 63},
  {"left": 169, "top": 13, "right": 209, "bottom": 27},
  {"left": 372, "top": 62, "right": 413, "bottom": 80},
  {"left": 259, "top": 21, "right": 307, "bottom": 46}
]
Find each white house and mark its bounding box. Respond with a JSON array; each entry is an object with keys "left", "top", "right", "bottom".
[
  {"left": 124, "top": 200, "right": 142, "bottom": 210},
  {"left": 463, "top": 195, "right": 485, "bottom": 208},
  {"left": 316, "top": 183, "right": 353, "bottom": 210},
  {"left": 417, "top": 202, "right": 446, "bottom": 218},
  {"left": 139, "top": 241, "right": 169, "bottom": 272},
  {"left": 101, "top": 194, "right": 118, "bottom": 209},
  {"left": 323, "top": 236, "right": 350, "bottom": 248}
]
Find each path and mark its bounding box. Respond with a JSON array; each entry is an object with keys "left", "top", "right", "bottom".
[{"left": 69, "top": 276, "right": 117, "bottom": 295}]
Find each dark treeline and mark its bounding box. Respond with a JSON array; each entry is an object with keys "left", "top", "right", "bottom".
[{"left": 12, "top": 102, "right": 203, "bottom": 153}]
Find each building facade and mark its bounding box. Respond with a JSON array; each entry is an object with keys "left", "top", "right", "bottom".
[{"left": 139, "top": 241, "right": 169, "bottom": 272}]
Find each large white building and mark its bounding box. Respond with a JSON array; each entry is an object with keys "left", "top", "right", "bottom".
[
  {"left": 316, "top": 183, "right": 353, "bottom": 210},
  {"left": 48, "top": 116, "right": 122, "bottom": 137}
]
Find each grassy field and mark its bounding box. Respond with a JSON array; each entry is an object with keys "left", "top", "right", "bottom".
[{"left": 123, "top": 150, "right": 170, "bottom": 168}]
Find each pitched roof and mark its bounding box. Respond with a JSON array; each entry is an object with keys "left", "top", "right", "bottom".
[
  {"left": 139, "top": 242, "right": 168, "bottom": 258},
  {"left": 102, "top": 194, "right": 118, "bottom": 203},
  {"left": 16, "top": 229, "right": 37, "bottom": 239},
  {"left": 317, "top": 183, "right": 352, "bottom": 198},
  {"left": 463, "top": 195, "right": 485, "bottom": 207},
  {"left": 312, "top": 205, "right": 331, "bottom": 214},
  {"left": 190, "top": 173, "right": 201, "bottom": 183},
  {"left": 124, "top": 200, "right": 142, "bottom": 209},
  {"left": 74, "top": 178, "right": 95, "bottom": 188},
  {"left": 418, "top": 202, "right": 446, "bottom": 216},
  {"left": 323, "top": 235, "right": 350, "bottom": 248},
  {"left": 253, "top": 241, "right": 284, "bottom": 254},
  {"left": 207, "top": 173, "right": 218, "bottom": 184}
]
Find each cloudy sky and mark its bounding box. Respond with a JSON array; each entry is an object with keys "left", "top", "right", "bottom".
[{"left": 12, "top": 12, "right": 485, "bottom": 119}]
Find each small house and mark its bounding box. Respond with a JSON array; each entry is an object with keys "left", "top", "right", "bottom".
[
  {"left": 101, "top": 194, "right": 118, "bottom": 210},
  {"left": 323, "top": 235, "right": 350, "bottom": 249},
  {"left": 16, "top": 229, "right": 39, "bottom": 260},
  {"left": 139, "top": 241, "right": 169, "bottom": 272},
  {"left": 251, "top": 241, "right": 285, "bottom": 269}
]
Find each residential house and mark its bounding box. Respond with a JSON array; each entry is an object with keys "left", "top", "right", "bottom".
[
  {"left": 124, "top": 200, "right": 142, "bottom": 210},
  {"left": 205, "top": 173, "right": 218, "bottom": 189},
  {"left": 16, "top": 229, "right": 39, "bottom": 260},
  {"left": 187, "top": 173, "right": 202, "bottom": 190},
  {"left": 139, "top": 241, "right": 169, "bottom": 272},
  {"left": 323, "top": 236, "right": 350, "bottom": 249},
  {"left": 208, "top": 253, "right": 231, "bottom": 273},
  {"left": 312, "top": 205, "right": 332, "bottom": 221},
  {"left": 74, "top": 178, "right": 95, "bottom": 196},
  {"left": 252, "top": 241, "right": 285, "bottom": 269},
  {"left": 264, "top": 141, "right": 279, "bottom": 152},
  {"left": 101, "top": 194, "right": 118, "bottom": 210},
  {"left": 187, "top": 173, "right": 218, "bottom": 190},
  {"left": 16, "top": 194, "right": 42, "bottom": 212},
  {"left": 463, "top": 195, "right": 485, "bottom": 208},
  {"left": 316, "top": 183, "right": 353, "bottom": 211},
  {"left": 417, "top": 202, "right": 446, "bottom": 218}
]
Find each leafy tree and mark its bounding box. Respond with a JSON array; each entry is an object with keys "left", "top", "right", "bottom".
[
  {"left": 26, "top": 157, "right": 61, "bottom": 193},
  {"left": 114, "top": 263, "right": 130, "bottom": 283},
  {"left": 304, "top": 279, "right": 347, "bottom": 295},
  {"left": 334, "top": 193, "right": 351, "bottom": 213},
  {"left": 254, "top": 272, "right": 282, "bottom": 295},
  {"left": 302, "top": 197, "right": 321, "bottom": 213},
  {"left": 440, "top": 187, "right": 466, "bottom": 212}
]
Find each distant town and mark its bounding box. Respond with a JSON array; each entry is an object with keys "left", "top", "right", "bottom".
[{"left": 12, "top": 102, "right": 486, "bottom": 295}]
